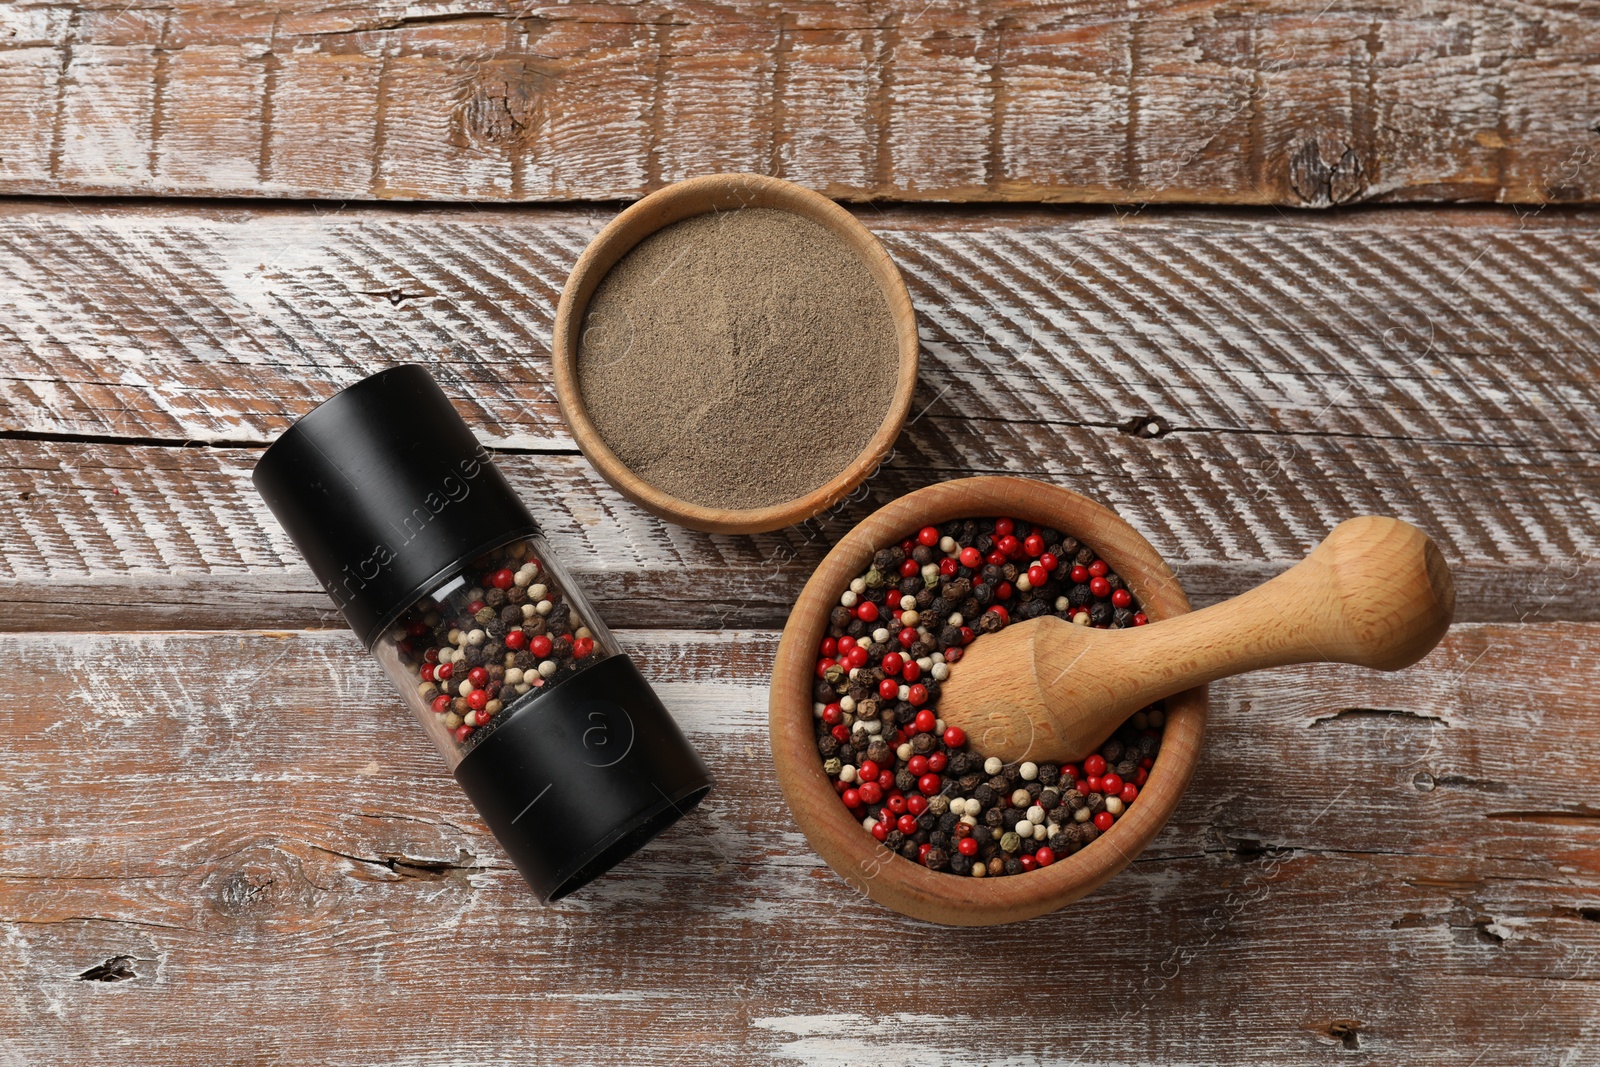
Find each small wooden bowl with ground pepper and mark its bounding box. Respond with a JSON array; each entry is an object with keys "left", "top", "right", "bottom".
[
  {"left": 551, "top": 173, "right": 920, "bottom": 534},
  {"left": 769, "top": 476, "right": 1207, "bottom": 926}
]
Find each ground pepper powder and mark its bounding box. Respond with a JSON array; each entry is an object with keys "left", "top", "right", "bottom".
[{"left": 576, "top": 207, "right": 900, "bottom": 511}]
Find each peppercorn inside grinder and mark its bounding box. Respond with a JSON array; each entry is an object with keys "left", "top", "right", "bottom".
[{"left": 252, "top": 365, "right": 713, "bottom": 902}]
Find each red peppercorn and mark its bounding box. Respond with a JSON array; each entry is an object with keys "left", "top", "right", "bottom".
[
  {"left": 831, "top": 724, "right": 851, "bottom": 742},
  {"left": 838, "top": 635, "right": 857, "bottom": 652},
  {"left": 942, "top": 726, "right": 967, "bottom": 747},
  {"left": 918, "top": 773, "right": 941, "bottom": 796},
  {"left": 530, "top": 635, "right": 553, "bottom": 659},
  {"left": 815, "top": 658, "right": 835, "bottom": 679},
  {"left": 995, "top": 583, "right": 1013, "bottom": 601},
  {"left": 986, "top": 550, "right": 1008, "bottom": 567},
  {"left": 1120, "top": 783, "right": 1139, "bottom": 803},
  {"left": 901, "top": 539, "right": 916, "bottom": 555},
  {"left": 997, "top": 534, "right": 1019, "bottom": 557},
  {"left": 897, "top": 814, "right": 918, "bottom": 835},
  {"left": 918, "top": 843, "right": 932, "bottom": 863},
  {"left": 453, "top": 724, "right": 474, "bottom": 743},
  {"left": 1111, "top": 588, "right": 1133, "bottom": 608},
  {"left": 887, "top": 794, "right": 907, "bottom": 814},
  {"left": 858, "top": 782, "right": 883, "bottom": 805},
  {"left": 1035, "top": 847, "right": 1055, "bottom": 866},
  {"left": 435, "top": 662, "right": 454, "bottom": 681},
  {"left": 1018, "top": 855, "right": 1038, "bottom": 872},
  {"left": 991, "top": 605, "right": 1010, "bottom": 625},
  {"left": 1070, "top": 565, "right": 1089, "bottom": 583},
  {"left": 914, "top": 708, "right": 937, "bottom": 733},
  {"left": 820, "top": 637, "right": 838, "bottom": 657},
  {"left": 898, "top": 628, "right": 917, "bottom": 648},
  {"left": 878, "top": 678, "right": 900, "bottom": 700},
  {"left": 859, "top": 759, "right": 880, "bottom": 780},
  {"left": 422, "top": 646, "right": 437, "bottom": 663},
  {"left": 1024, "top": 533, "right": 1045, "bottom": 557},
  {"left": 906, "top": 794, "right": 928, "bottom": 816},
  {"left": 467, "top": 689, "right": 488, "bottom": 711},
  {"left": 1089, "top": 559, "right": 1108, "bottom": 577},
  {"left": 1063, "top": 764, "right": 1079, "bottom": 779},
  {"left": 504, "top": 630, "right": 527, "bottom": 651},
  {"left": 918, "top": 526, "right": 940, "bottom": 547},
  {"left": 430, "top": 694, "right": 452, "bottom": 714},
  {"left": 872, "top": 821, "right": 889, "bottom": 842},
  {"left": 959, "top": 547, "right": 982, "bottom": 568},
  {"left": 467, "top": 666, "right": 489, "bottom": 687},
  {"left": 1094, "top": 811, "right": 1115, "bottom": 831},
  {"left": 842, "top": 788, "right": 861, "bottom": 809},
  {"left": 1089, "top": 576, "right": 1111, "bottom": 598},
  {"left": 908, "top": 683, "right": 929, "bottom": 706},
  {"left": 882, "top": 652, "right": 904, "bottom": 676},
  {"left": 491, "top": 568, "right": 515, "bottom": 590},
  {"left": 901, "top": 660, "right": 921, "bottom": 682},
  {"left": 846, "top": 645, "right": 869, "bottom": 668},
  {"left": 1133, "top": 612, "right": 1149, "bottom": 625},
  {"left": 855, "top": 601, "right": 879, "bottom": 622},
  {"left": 1027, "top": 564, "right": 1048, "bottom": 586},
  {"left": 945, "top": 647, "right": 964, "bottom": 664},
  {"left": 900, "top": 558, "right": 919, "bottom": 578},
  {"left": 940, "top": 557, "right": 959, "bottom": 577},
  {"left": 927, "top": 751, "right": 948, "bottom": 773},
  {"left": 907, "top": 755, "right": 929, "bottom": 776},
  {"left": 957, "top": 836, "right": 979, "bottom": 857},
  {"left": 1087, "top": 775, "right": 1104, "bottom": 792},
  {"left": 406, "top": 620, "right": 429, "bottom": 638},
  {"left": 885, "top": 589, "right": 902, "bottom": 609},
  {"left": 1101, "top": 772, "right": 1124, "bottom": 795},
  {"left": 959, "top": 626, "right": 975, "bottom": 645},
  {"left": 1076, "top": 777, "right": 1092, "bottom": 795},
  {"left": 1084, "top": 754, "right": 1107, "bottom": 776},
  {"left": 878, "top": 769, "right": 894, "bottom": 787},
  {"left": 822, "top": 704, "right": 843, "bottom": 726},
  {"left": 467, "top": 599, "right": 486, "bottom": 615},
  {"left": 1141, "top": 756, "right": 1154, "bottom": 769},
  {"left": 995, "top": 518, "right": 1015, "bottom": 536},
  {"left": 1040, "top": 551, "right": 1058, "bottom": 571},
  {"left": 419, "top": 663, "right": 435, "bottom": 682},
  {"left": 1135, "top": 768, "right": 1149, "bottom": 786}
]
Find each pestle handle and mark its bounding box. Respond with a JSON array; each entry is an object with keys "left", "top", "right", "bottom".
[{"left": 1035, "top": 516, "right": 1457, "bottom": 722}]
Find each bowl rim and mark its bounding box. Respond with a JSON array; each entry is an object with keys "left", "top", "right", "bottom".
[
  {"left": 551, "top": 173, "right": 921, "bottom": 535},
  {"left": 768, "top": 475, "right": 1208, "bottom": 926}
]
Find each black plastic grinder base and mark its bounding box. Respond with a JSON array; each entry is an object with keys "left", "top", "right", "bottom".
[{"left": 454, "top": 654, "right": 714, "bottom": 902}]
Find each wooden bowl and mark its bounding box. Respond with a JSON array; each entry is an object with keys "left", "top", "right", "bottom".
[
  {"left": 769, "top": 476, "right": 1208, "bottom": 926},
  {"left": 551, "top": 173, "right": 920, "bottom": 534}
]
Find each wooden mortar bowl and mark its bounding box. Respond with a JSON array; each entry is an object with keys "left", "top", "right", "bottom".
[
  {"left": 551, "top": 173, "right": 920, "bottom": 534},
  {"left": 769, "top": 476, "right": 1208, "bottom": 926}
]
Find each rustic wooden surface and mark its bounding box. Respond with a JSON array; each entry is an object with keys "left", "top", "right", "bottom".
[
  {"left": 3, "top": 0, "right": 1600, "bottom": 205},
  {"left": 0, "top": 193, "right": 1597, "bottom": 1061}
]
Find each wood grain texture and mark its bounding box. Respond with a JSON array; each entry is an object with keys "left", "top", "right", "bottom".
[
  {"left": 2, "top": 0, "right": 1599, "bottom": 204},
  {"left": 0, "top": 203, "right": 1596, "bottom": 627},
  {"left": 2, "top": 624, "right": 1597, "bottom": 1063}
]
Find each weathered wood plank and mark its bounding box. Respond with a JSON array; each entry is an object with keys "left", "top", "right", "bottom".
[
  {"left": 1, "top": 0, "right": 1598, "bottom": 204},
  {"left": 0, "top": 203, "right": 1596, "bottom": 626},
  {"left": 2, "top": 625, "right": 1597, "bottom": 1064}
]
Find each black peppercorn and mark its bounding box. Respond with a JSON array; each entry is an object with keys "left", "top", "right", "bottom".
[
  {"left": 974, "top": 783, "right": 997, "bottom": 808},
  {"left": 948, "top": 852, "right": 971, "bottom": 875},
  {"left": 911, "top": 732, "right": 936, "bottom": 755},
  {"left": 1038, "top": 763, "right": 1061, "bottom": 787},
  {"left": 1068, "top": 583, "right": 1092, "bottom": 608},
  {"left": 818, "top": 735, "right": 839, "bottom": 758},
  {"left": 924, "top": 847, "right": 950, "bottom": 872},
  {"left": 1038, "top": 788, "right": 1060, "bottom": 811},
  {"left": 1086, "top": 792, "right": 1106, "bottom": 814},
  {"left": 1090, "top": 602, "right": 1113, "bottom": 626}
]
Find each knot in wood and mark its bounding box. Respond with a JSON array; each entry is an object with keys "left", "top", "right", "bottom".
[
  {"left": 452, "top": 66, "right": 545, "bottom": 149},
  {"left": 1289, "top": 139, "right": 1367, "bottom": 206}
]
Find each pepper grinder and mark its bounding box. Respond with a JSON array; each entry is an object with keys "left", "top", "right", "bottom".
[{"left": 253, "top": 364, "right": 713, "bottom": 901}]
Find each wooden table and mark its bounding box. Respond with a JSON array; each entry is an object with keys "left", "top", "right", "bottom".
[{"left": 2, "top": 1, "right": 1599, "bottom": 1062}]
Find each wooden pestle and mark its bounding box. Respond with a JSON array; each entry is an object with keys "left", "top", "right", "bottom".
[{"left": 936, "top": 516, "right": 1456, "bottom": 764}]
